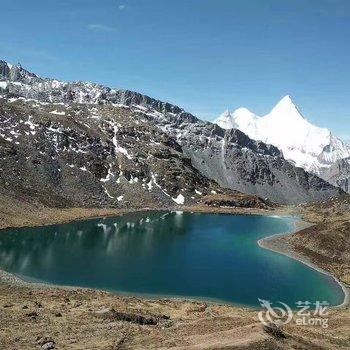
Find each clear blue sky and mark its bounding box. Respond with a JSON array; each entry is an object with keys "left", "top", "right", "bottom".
[{"left": 1, "top": 0, "right": 349, "bottom": 140}]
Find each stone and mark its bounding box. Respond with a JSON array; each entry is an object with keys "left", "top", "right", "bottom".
[
  {"left": 263, "top": 322, "right": 286, "bottom": 339},
  {"left": 41, "top": 341, "right": 55, "bottom": 349}
]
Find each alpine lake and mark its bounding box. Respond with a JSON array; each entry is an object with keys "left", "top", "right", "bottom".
[{"left": 0, "top": 211, "right": 344, "bottom": 308}]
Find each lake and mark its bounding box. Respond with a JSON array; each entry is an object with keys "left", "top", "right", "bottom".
[{"left": 0, "top": 211, "right": 345, "bottom": 307}]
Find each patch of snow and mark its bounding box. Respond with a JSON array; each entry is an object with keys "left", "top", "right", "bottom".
[
  {"left": 24, "top": 116, "right": 37, "bottom": 135},
  {"left": 50, "top": 110, "right": 66, "bottom": 116},
  {"left": 147, "top": 173, "right": 170, "bottom": 197},
  {"left": 129, "top": 176, "right": 138, "bottom": 184},
  {"left": 110, "top": 123, "right": 132, "bottom": 159},
  {"left": 103, "top": 187, "right": 114, "bottom": 199},
  {"left": 100, "top": 164, "right": 115, "bottom": 182},
  {"left": 172, "top": 194, "right": 185, "bottom": 205},
  {"left": 9, "top": 130, "right": 21, "bottom": 138}
]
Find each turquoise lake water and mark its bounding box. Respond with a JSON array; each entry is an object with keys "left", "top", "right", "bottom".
[{"left": 0, "top": 212, "right": 344, "bottom": 307}]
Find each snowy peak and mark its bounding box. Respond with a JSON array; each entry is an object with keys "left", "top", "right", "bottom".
[
  {"left": 215, "top": 107, "right": 257, "bottom": 131},
  {"left": 269, "top": 95, "right": 303, "bottom": 120},
  {"left": 232, "top": 107, "right": 257, "bottom": 120},
  {"left": 215, "top": 109, "right": 237, "bottom": 129},
  {"left": 215, "top": 96, "right": 350, "bottom": 176},
  {"left": 261, "top": 96, "right": 330, "bottom": 158}
]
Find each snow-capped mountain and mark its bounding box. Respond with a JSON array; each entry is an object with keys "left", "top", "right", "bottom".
[
  {"left": 0, "top": 61, "right": 344, "bottom": 204},
  {"left": 215, "top": 95, "right": 350, "bottom": 178}
]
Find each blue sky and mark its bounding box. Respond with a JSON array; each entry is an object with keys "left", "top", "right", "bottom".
[{"left": 1, "top": 0, "right": 349, "bottom": 140}]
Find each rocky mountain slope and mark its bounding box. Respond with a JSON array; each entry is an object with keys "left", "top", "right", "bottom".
[
  {"left": 215, "top": 96, "right": 350, "bottom": 193},
  {"left": 0, "top": 61, "right": 343, "bottom": 205},
  {"left": 0, "top": 97, "right": 228, "bottom": 208},
  {"left": 323, "top": 157, "right": 350, "bottom": 193}
]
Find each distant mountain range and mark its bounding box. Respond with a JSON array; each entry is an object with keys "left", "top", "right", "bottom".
[
  {"left": 215, "top": 95, "right": 350, "bottom": 193},
  {"left": 0, "top": 60, "right": 344, "bottom": 207}
]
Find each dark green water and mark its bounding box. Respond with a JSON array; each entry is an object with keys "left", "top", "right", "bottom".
[{"left": 0, "top": 212, "right": 344, "bottom": 307}]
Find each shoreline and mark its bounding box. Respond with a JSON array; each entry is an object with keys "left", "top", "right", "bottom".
[
  {"left": 0, "top": 206, "right": 348, "bottom": 310},
  {"left": 0, "top": 205, "right": 279, "bottom": 232},
  {"left": 258, "top": 219, "right": 350, "bottom": 309}
]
